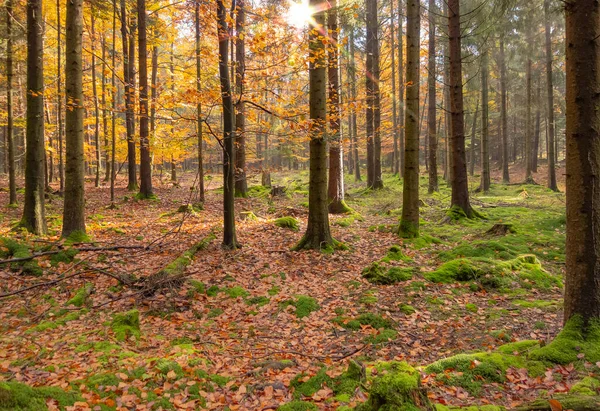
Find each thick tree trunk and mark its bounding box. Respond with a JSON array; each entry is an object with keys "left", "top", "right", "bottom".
[
  {"left": 327, "top": 0, "right": 347, "bottom": 214},
  {"left": 138, "top": 0, "right": 153, "bottom": 198},
  {"left": 57, "top": 0, "right": 64, "bottom": 193},
  {"left": 62, "top": 0, "right": 86, "bottom": 237},
  {"left": 22, "top": 0, "right": 47, "bottom": 235},
  {"left": 150, "top": 29, "right": 158, "bottom": 180},
  {"left": 390, "top": 1, "right": 398, "bottom": 175},
  {"left": 349, "top": 30, "right": 361, "bottom": 182},
  {"left": 499, "top": 37, "right": 510, "bottom": 183},
  {"left": 448, "top": 0, "right": 475, "bottom": 217},
  {"left": 294, "top": 0, "right": 333, "bottom": 250},
  {"left": 234, "top": 0, "right": 247, "bottom": 197},
  {"left": 399, "top": 0, "right": 420, "bottom": 238},
  {"left": 217, "top": 0, "right": 238, "bottom": 249},
  {"left": 563, "top": 0, "right": 600, "bottom": 323},
  {"left": 6, "top": 0, "right": 17, "bottom": 205},
  {"left": 480, "top": 50, "right": 490, "bottom": 192},
  {"left": 545, "top": 0, "right": 558, "bottom": 191},
  {"left": 398, "top": 0, "right": 405, "bottom": 177},
  {"left": 427, "top": 0, "right": 437, "bottom": 193},
  {"left": 195, "top": 2, "right": 205, "bottom": 201},
  {"left": 91, "top": 12, "right": 101, "bottom": 188},
  {"left": 443, "top": 1, "right": 451, "bottom": 184},
  {"left": 121, "top": 0, "right": 137, "bottom": 191}
]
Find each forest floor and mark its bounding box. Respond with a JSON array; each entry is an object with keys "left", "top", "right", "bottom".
[{"left": 1, "top": 161, "right": 594, "bottom": 411}]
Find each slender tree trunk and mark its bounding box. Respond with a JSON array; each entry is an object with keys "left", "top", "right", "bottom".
[
  {"left": 399, "top": 0, "right": 420, "bottom": 238},
  {"left": 294, "top": 0, "right": 333, "bottom": 250},
  {"left": 22, "top": 0, "right": 47, "bottom": 235},
  {"left": 525, "top": 27, "right": 535, "bottom": 183},
  {"left": 391, "top": 0, "right": 398, "bottom": 175},
  {"left": 545, "top": 0, "right": 558, "bottom": 191},
  {"left": 110, "top": 0, "right": 117, "bottom": 204},
  {"left": 480, "top": 50, "right": 490, "bottom": 192},
  {"left": 372, "top": 0, "right": 383, "bottom": 189},
  {"left": 398, "top": 0, "right": 405, "bottom": 177},
  {"left": 349, "top": 30, "right": 361, "bottom": 182},
  {"left": 120, "top": 1, "right": 137, "bottom": 191},
  {"left": 56, "top": 0, "right": 64, "bottom": 193},
  {"left": 150, "top": 26, "right": 158, "bottom": 178},
  {"left": 469, "top": 101, "right": 478, "bottom": 176},
  {"left": 499, "top": 37, "right": 510, "bottom": 183},
  {"left": 195, "top": 2, "right": 205, "bottom": 201},
  {"left": 563, "top": 0, "right": 600, "bottom": 324},
  {"left": 533, "top": 76, "right": 541, "bottom": 172},
  {"left": 137, "top": 0, "right": 153, "bottom": 198},
  {"left": 443, "top": 1, "right": 452, "bottom": 184},
  {"left": 102, "top": 36, "right": 110, "bottom": 182},
  {"left": 448, "top": 0, "right": 475, "bottom": 217},
  {"left": 62, "top": 0, "right": 85, "bottom": 237},
  {"left": 365, "top": 0, "right": 375, "bottom": 188},
  {"left": 427, "top": 0, "right": 437, "bottom": 193},
  {"left": 6, "top": 0, "right": 17, "bottom": 205},
  {"left": 217, "top": 0, "right": 238, "bottom": 249},
  {"left": 234, "top": 0, "right": 247, "bottom": 197},
  {"left": 91, "top": 11, "right": 101, "bottom": 188},
  {"left": 328, "top": 0, "right": 347, "bottom": 213}
]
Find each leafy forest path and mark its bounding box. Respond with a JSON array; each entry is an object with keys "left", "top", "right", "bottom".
[{"left": 0, "top": 165, "right": 574, "bottom": 410}]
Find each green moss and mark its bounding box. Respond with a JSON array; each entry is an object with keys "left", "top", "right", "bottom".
[
  {"left": 361, "top": 262, "right": 415, "bottom": 285},
  {"left": 246, "top": 296, "right": 270, "bottom": 307},
  {"left": 530, "top": 315, "right": 600, "bottom": 364},
  {"left": 291, "top": 368, "right": 331, "bottom": 398},
  {"left": 332, "top": 360, "right": 364, "bottom": 399},
  {"left": 570, "top": 377, "right": 600, "bottom": 395},
  {"left": 206, "top": 285, "right": 220, "bottom": 297},
  {"left": 134, "top": 192, "right": 159, "bottom": 201},
  {"left": 403, "top": 234, "right": 442, "bottom": 250},
  {"left": 247, "top": 185, "right": 271, "bottom": 198},
  {"left": 29, "top": 310, "right": 86, "bottom": 333},
  {"left": 50, "top": 248, "right": 79, "bottom": 266},
  {"left": 356, "top": 361, "right": 429, "bottom": 411},
  {"left": 274, "top": 217, "right": 300, "bottom": 231},
  {"left": 380, "top": 245, "right": 413, "bottom": 263},
  {"left": 0, "top": 238, "right": 42, "bottom": 276},
  {"left": 335, "top": 312, "right": 393, "bottom": 331},
  {"left": 268, "top": 285, "right": 281, "bottom": 296},
  {"left": 438, "top": 240, "right": 527, "bottom": 261},
  {"left": 64, "top": 230, "right": 91, "bottom": 245},
  {"left": 111, "top": 309, "right": 140, "bottom": 341},
  {"left": 189, "top": 280, "right": 206, "bottom": 294},
  {"left": 156, "top": 359, "right": 184, "bottom": 378},
  {"left": 359, "top": 290, "right": 378, "bottom": 305},
  {"left": 207, "top": 308, "right": 224, "bottom": 318},
  {"left": 512, "top": 299, "right": 559, "bottom": 309},
  {"left": 399, "top": 304, "right": 416, "bottom": 315},
  {"left": 225, "top": 286, "right": 249, "bottom": 298},
  {"left": 465, "top": 303, "right": 478, "bottom": 313},
  {"left": 365, "top": 329, "right": 398, "bottom": 344},
  {"left": 277, "top": 401, "right": 318, "bottom": 411},
  {"left": 66, "top": 283, "right": 94, "bottom": 307},
  {"left": 398, "top": 220, "right": 419, "bottom": 239},
  {"left": 0, "top": 381, "right": 81, "bottom": 410},
  {"left": 282, "top": 295, "right": 320, "bottom": 318},
  {"left": 208, "top": 374, "right": 229, "bottom": 387}
]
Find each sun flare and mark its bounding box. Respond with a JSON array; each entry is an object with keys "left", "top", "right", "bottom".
[{"left": 286, "top": 0, "right": 313, "bottom": 29}]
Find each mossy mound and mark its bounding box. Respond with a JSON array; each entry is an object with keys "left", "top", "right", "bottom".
[
  {"left": 177, "top": 203, "right": 203, "bottom": 213},
  {"left": 570, "top": 377, "right": 600, "bottom": 396},
  {"left": 515, "top": 394, "right": 600, "bottom": 410},
  {"left": 247, "top": 185, "right": 271, "bottom": 198},
  {"left": 356, "top": 361, "right": 432, "bottom": 410},
  {"left": 530, "top": 315, "right": 600, "bottom": 364},
  {"left": 66, "top": 283, "right": 94, "bottom": 307},
  {"left": 0, "top": 381, "right": 81, "bottom": 410},
  {"left": 0, "top": 238, "right": 42, "bottom": 276},
  {"left": 362, "top": 262, "right": 415, "bottom": 285},
  {"left": 274, "top": 216, "right": 300, "bottom": 231},
  {"left": 64, "top": 230, "right": 91, "bottom": 245},
  {"left": 438, "top": 240, "right": 528, "bottom": 261},
  {"left": 281, "top": 295, "right": 319, "bottom": 318},
  {"left": 402, "top": 234, "right": 443, "bottom": 250},
  {"left": 225, "top": 285, "right": 249, "bottom": 298},
  {"left": 111, "top": 309, "right": 141, "bottom": 341},
  {"left": 29, "top": 310, "right": 87, "bottom": 333},
  {"left": 291, "top": 368, "right": 331, "bottom": 398},
  {"left": 424, "top": 255, "right": 562, "bottom": 290},
  {"left": 435, "top": 405, "right": 505, "bottom": 411},
  {"left": 381, "top": 245, "right": 413, "bottom": 263},
  {"left": 50, "top": 248, "right": 79, "bottom": 266}
]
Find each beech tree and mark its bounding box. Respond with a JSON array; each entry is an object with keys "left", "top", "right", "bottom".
[
  {"left": 294, "top": 0, "right": 333, "bottom": 250},
  {"left": 21, "top": 0, "right": 47, "bottom": 235},
  {"left": 234, "top": 0, "right": 247, "bottom": 197},
  {"left": 195, "top": 1, "right": 205, "bottom": 201},
  {"left": 62, "top": 0, "right": 86, "bottom": 238}
]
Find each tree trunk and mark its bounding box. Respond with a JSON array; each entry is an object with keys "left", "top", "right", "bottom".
[
  {"left": 427, "top": 0, "right": 437, "bottom": 193},
  {"left": 294, "top": 0, "right": 333, "bottom": 250},
  {"left": 120, "top": 0, "right": 137, "bottom": 191},
  {"left": 533, "top": 75, "right": 541, "bottom": 173},
  {"left": 390, "top": 0, "right": 398, "bottom": 175},
  {"left": 217, "top": 0, "right": 238, "bottom": 249},
  {"left": 365, "top": 0, "right": 375, "bottom": 188},
  {"left": 563, "top": 0, "right": 600, "bottom": 323},
  {"left": 327, "top": 0, "right": 347, "bottom": 214},
  {"left": 469, "top": 100, "right": 478, "bottom": 177},
  {"left": 372, "top": 2, "right": 383, "bottom": 190},
  {"left": 480, "top": 50, "right": 490, "bottom": 192},
  {"left": 110, "top": 0, "right": 117, "bottom": 204},
  {"left": 91, "top": 11, "right": 101, "bottom": 188},
  {"left": 195, "top": 2, "right": 205, "bottom": 201},
  {"left": 6, "top": 0, "right": 17, "bottom": 205},
  {"left": 57, "top": 0, "right": 64, "bottom": 193},
  {"left": 349, "top": 30, "right": 361, "bottom": 182},
  {"left": 62, "top": 0, "right": 86, "bottom": 237},
  {"left": 102, "top": 36, "right": 110, "bottom": 183},
  {"left": 137, "top": 0, "right": 153, "bottom": 198},
  {"left": 499, "top": 37, "right": 510, "bottom": 183},
  {"left": 234, "top": 0, "right": 247, "bottom": 197},
  {"left": 150, "top": 27, "right": 158, "bottom": 181},
  {"left": 443, "top": 0, "right": 452, "bottom": 184},
  {"left": 399, "top": 0, "right": 420, "bottom": 238},
  {"left": 22, "top": 0, "right": 47, "bottom": 235},
  {"left": 398, "top": 0, "right": 405, "bottom": 177},
  {"left": 448, "top": 0, "right": 475, "bottom": 217},
  {"left": 170, "top": 43, "right": 177, "bottom": 184},
  {"left": 525, "top": 27, "right": 535, "bottom": 183},
  {"left": 544, "top": 0, "right": 558, "bottom": 191}
]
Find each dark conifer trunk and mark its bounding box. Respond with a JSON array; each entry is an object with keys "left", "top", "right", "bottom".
[
  {"left": 480, "top": 50, "right": 490, "bottom": 192},
  {"left": 91, "top": 11, "right": 101, "bottom": 188},
  {"left": 62, "top": 0, "right": 86, "bottom": 237},
  {"left": 6, "top": 0, "right": 17, "bottom": 205},
  {"left": 110, "top": 0, "right": 117, "bottom": 205},
  {"left": 427, "top": 0, "right": 438, "bottom": 193},
  {"left": 138, "top": 0, "right": 153, "bottom": 198},
  {"left": 398, "top": 0, "right": 405, "bottom": 177},
  {"left": 544, "top": 0, "right": 558, "bottom": 191},
  {"left": 349, "top": 30, "right": 361, "bottom": 182},
  {"left": 499, "top": 37, "right": 510, "bottom": 183},
  {"left": 21, "top": 0, "right": 47, "bottom": 235}
]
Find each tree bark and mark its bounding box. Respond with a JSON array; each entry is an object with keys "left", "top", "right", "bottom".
[
  {"left": 365, "top": 0, "right": 375, "bottom": 188},
  {"left": 121, "top": 0, "right": 137, "bottom": 191},
  {"left": 138, "top": 0, "right": 153, "bottom": 198},
  {"left": 234, "top": 0, "right": 247, "bottom": 197},
  {"left": 427, "top": 0, "right": 437, "bottom": 193},
  {"left": 327, "top": 0, "right": 347, "bottom": 213},
  {"left": 217, "top": 0, "right": 238, "bottom": 249},
  {"left": 563, "top": 0, "right": 600, "bottom": 323},
  {"left": 398, "top": 0, "right": 405, "bottom": 177},
  {"left": 443, "top": 0, "right": 452, "bottom": 184},
  {"left": 62, "top": 0, "right": 86, "bottom": 237},
  {"left": 525, "top": 25, "right": 535, "bottom": 183},
  {"left": 102, "top": 36, "right": 110, "bottom": 183},
  {"left": 57, "top": 0, "right": 64, "bottom": 193},
  {"left": 390, "top": 0, "right": 398, "bottom": 175},
  {"left": 349, "top": 30, "right": 361, "bottom": 182},
  {"left": 499, "top": 37, "right": 510, "bottom": 183},
  {"left": 195, "top": 1, "right": 205, "bottom": 201},
  {"left": 544, "top": 0, "right": 558, "bottom": 191},
  {"left": 110, "top": 0, "right": 117, "bottom": 205},
  {"left": 480, "top": 50, "right": 490, "bottom": 192},
  {"left": 91, "top": 11, "right": 101, "bottom": 188},
  {"left": 399, "top": 0, "right": 420, "bottom": 238},
  {"left": 469, "top": 100, "right": 478, "bottom": 177},
  {"left": 6, "top": 0, "right": 17, "bottom": 205},
  {"left": 22, "top": 0, "right": 47, "bottom": 235},
  {"left": 294, "top": 0, "right": 333, "bottom": 250},
  {"left": 448, "top": 0, "right": 475, "bottom": 217}
]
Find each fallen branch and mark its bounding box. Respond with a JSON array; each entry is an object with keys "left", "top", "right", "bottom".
[{"left": 0, "top": 245, "right": 147, "bottom": 265}]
